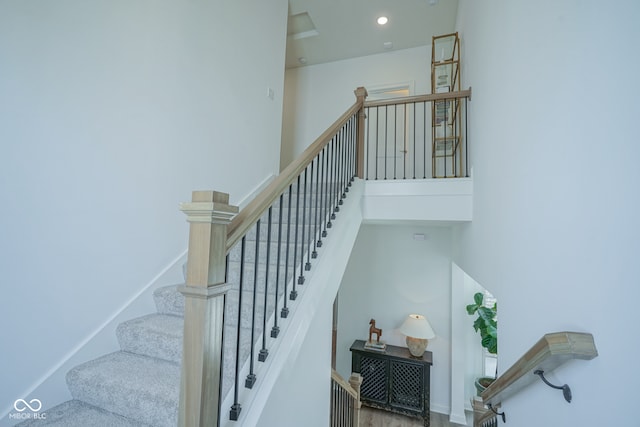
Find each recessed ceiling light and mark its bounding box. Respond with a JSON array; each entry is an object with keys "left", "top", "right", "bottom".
[
  {"left": 383, "top": 42, "right": 393, "bottom": 50},
  {"left": 298, "top": 57, "right": 307, "bottom": 64},
  {"left": 377, "top": 16, "right": 388, "bottom": 25}
]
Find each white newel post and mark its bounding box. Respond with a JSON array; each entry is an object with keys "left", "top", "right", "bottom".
[{"left": 178, "top": 191, "right": 239, "bottom": 427}]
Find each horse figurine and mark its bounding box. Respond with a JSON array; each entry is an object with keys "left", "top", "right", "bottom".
[{"left": 369, "top": 318, "right": 382, "bottom": 343}]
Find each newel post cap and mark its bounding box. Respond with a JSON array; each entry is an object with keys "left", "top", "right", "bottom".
[
  {"left": 354, "top": 87, "right": 368, "bottom": 100},
  {"left": 180, "top": 190, "right": 239, "bottom": 224}
]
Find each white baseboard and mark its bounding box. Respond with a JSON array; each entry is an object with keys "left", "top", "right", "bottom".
[{"left": 235, "top": 173, "right": 276, "bottom": 210}]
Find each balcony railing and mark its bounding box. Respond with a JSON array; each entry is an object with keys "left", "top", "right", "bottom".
[{"left": 363, "top": 89, "right": 471, "bottom": 180}]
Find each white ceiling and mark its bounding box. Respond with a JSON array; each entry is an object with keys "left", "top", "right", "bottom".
[{"left": 285, "top": 0, "right": 459, "bottom": 69}]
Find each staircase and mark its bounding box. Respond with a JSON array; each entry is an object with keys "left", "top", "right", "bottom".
[
  {"left": 17, "top": 284, "right": 184, "bottom": 426},
  {"left": 14, "top": 91, "right": 367, "bottom": 427},
  {"left": 15, "top": 189, "right": 333, "bottom": 427}
]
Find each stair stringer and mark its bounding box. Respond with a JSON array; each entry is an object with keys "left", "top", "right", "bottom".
[{"left": 219, "top": 179, "right": 364, "bottom": 427}]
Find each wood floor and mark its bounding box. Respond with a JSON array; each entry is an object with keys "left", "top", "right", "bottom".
[{"left": 360, "top": 406, "right": 461, "bottom": 427}]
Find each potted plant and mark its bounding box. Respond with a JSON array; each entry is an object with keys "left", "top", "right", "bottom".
[{"left": 466, "top": 292, "right": 497, "bottom": 395}]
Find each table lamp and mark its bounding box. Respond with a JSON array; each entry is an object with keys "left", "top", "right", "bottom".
[{"left": 399, "top": 314, "right": 435, "bottom": 357}]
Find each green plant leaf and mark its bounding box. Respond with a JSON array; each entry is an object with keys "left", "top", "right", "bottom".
[
  {"left": 482, "top": 335, "right": 497, "bottom": 354},
  {"left": 468, "top": 292, "right": 498, "bottom": 354},
  {"left": 466, "top": 303, "right": 478, "bottom": 315},
  {"left": 478, "top": 306, "right": 495, "bottom": 321},
  {"left": 473, "top": 292, "right": 484, "bottom": 306},
  {"left": 486, "top": 324, "right": 497, "bottom": 336},
  {"left": 473, "top": 317, "right": 483, "bottom": 332}
]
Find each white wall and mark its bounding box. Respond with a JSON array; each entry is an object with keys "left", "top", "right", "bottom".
[
  {"left": 336, "top": 224, "right": 453, "bottom": 415},
  {"left": 453, "top": 1, "right": 640, "bottom": 425},
  {"left": 0, "top": 0, "right": 288, "bottom": 421},
  {"left": 281, "top": 46, "right": 431, "bottom": 168}
]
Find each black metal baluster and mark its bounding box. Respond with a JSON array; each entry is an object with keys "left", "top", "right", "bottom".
[
  {"left": 271, "top": 195, "right": 283, "bottom": 337},
  {"left": 340, "top": 123, "right": 346, "bottom": 198},
  {"left": 393, "top": 105, "right": 397, "bottom": 179},
  {"left": 229, "top": 237, "right": 246, "bottom": 420},
  {"left": 290, "top": 175, "right": 300, "bottom": 300},
  {"left": 444, "top": 105, "right": 448, "bottom": 178},
  {"left": 281, "top": 186, "right": 292, "bottom": 318},
  {"left": 299, "top": 167, "right": 308, "bottom": 281},
  {"left": 259, "top": 208, "right": 272, "bottom": 362},
  {"left": 337, "top": 128, "right": 343, "bottom": 205},
  {"left": 336, "top": 127, "right": 346, "bottom": 207},
  {"left": 312, "top": 155, "right": 320, "bottom": 258},
  {"left": 365, "top": 107, "right": 371, "bottom": 179},
  {"left": 334, "top": 130, "right": 341, "bottom": 211},
  {"left": 413, "top": 102, "right": 417, "bottom": 179},
  {"left": 423, "top": 101, "right": 427, "bottom": 179},
  {"left": 402, "top": 104, "right": 415, "bottom": 179},
  {"left": 384, "top": 105, "right": 388, "bottom": 180},
  {"left": 354, "top": 114, "right": 358, "bottom": 180},
  {"left": 327, "top": 136, "right": 336, "bottom": 228},
  {"left": 219, "top": 254, "right": 229, "bottom": 422},
  {"left": 245, "top": 221, "right": 260, "bottom": 389},
  {"left": 342, "top": 122, "right": 348, "bottom": 198},
  {"left": 319, "top": 147, "right": 327, "bottom": 242},
  {"left": 336, "top": 130, "right": 342, "bottom": 203},
  {"left": 375, "top": 106, "right": 379, "bottom": 180},
  {"left": 322, "top": 144, "right": 329, "bottom": 237},
  {"left": 451, "top": 99, "right": 460, "bottom": 177},
  {"left": 346, "top": 118, "right": 352, "bottom": 188},
  {"left": 306, "top": 161, "right": 314, "bottom": 267},
  {"left": 331, "top": 136, "right": 338, "bottom": 219}
]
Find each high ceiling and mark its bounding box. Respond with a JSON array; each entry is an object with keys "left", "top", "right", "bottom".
[{"left": 285, "top": 0, "right": 459, "bottom": 69}]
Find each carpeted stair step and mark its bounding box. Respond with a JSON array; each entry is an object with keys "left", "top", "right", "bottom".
[
  {"left": 66, "top": 351, "right": 179, "bottom": 427},
  {"left": 15, "top": 400, "right": 152, "bottom": 427},
  {"left": 117, "top": 314, "right": 183, "bottom": 363},
  {"left": 154, "top": 285, "right": 184, "bottom": 317}
]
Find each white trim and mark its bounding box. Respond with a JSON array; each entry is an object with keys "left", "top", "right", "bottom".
[
  {"left": 235, "top": 173, "right": 276, "bottom": 210},
  {"left": 450, "top": 262, "right": 468, "bottom": 425}
]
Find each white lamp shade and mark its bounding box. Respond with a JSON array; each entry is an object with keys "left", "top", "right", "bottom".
[{"left": 399, "top": 314, "right": 435, "bottom": 339}]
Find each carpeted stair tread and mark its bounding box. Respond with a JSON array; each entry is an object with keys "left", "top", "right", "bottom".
[
  {"left": 66, "top": 351, "right": 179, "bottom": 427},
  {"left": 153, "top": 285, "right": 184, "bottom": 316},
  {"left": 15, "top": 400, "right": 152, "bottom": 427},
  {"left": 117, "top": 314, "right": 183, "bottom": 363}
]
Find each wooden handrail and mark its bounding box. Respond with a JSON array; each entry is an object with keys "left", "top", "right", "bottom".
[
  {"left": 481, "top": 332, "right": 598, "bottom": 407},
  {"left": 364, "top": 88, "right": 472, "bottom": 108},
  {"left": 226, "top": 97, "right": 365, "bottom": 251}
]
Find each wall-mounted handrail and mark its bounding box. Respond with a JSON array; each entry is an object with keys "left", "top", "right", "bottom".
[{"left": 481, "top": 332, "right": 598, "bottom": 409}]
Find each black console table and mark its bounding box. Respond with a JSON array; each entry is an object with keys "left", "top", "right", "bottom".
[{"left": 350, "top": 339, "right": 432, "bottom": 426}]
